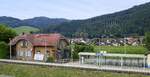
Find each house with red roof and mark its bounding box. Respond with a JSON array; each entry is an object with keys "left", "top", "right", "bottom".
[{"left": 10, "top": 33, "right": 70, "bottom": 62}]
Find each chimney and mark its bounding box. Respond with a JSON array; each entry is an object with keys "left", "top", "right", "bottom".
[{"left": 22, "top": 32, "right": 25, "bottom": 35}]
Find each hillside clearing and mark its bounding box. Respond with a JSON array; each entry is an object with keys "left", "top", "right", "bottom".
[{"left": 12, "top": 26, "right": 40, "bottom": 35}]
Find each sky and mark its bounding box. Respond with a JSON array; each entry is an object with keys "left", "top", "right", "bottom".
[{"left": 0, "top": 0, "right": 150, "bottom": 19}]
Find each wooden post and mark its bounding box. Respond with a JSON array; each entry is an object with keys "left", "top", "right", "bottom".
[
  {"left": 105, "top": 56, "right": 106, "bottom": 65},
  {"left": 97, "top": 55, "right": 99, "bottom": 66},
  {"left": 137, "top": 58, "right": 139, "bottom": 67},
  {"left": 121, "top": 57, "right": 123, "bottom": 67},
  {"left": 143, "top": 57, "right": 146, "bottom": 68},
  {"left": 81, "top": 56, "right": 84, "bottom": 64},
  {"left": 79, "top": 55, "right": 81, "bottom": 64}
]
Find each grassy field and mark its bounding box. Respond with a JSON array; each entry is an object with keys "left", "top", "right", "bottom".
[
  {"left": 94, "top": 46, "right": 148, "bottom": 54},
  {"left": 0, "top": 63, "right": 150, "bottom": 77},
  {"left": 13, "top": 26, "right": 40, "bottom": 35}
]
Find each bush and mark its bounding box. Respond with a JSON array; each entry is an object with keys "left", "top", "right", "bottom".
[
  {"left": 73, "top": 44, "right": 94, "bottom": 59},
  {"left": 0, "top": 42, "right": 9, "bottom": 59},
  {"left": 46, "top": 56, "right": 55, "bottom": 62},
  {"left": 72, "top": 50, "right": 79, "bottom": 59},
  {"left": 75, "top": 44, "right": 94, "bottom": 52}
]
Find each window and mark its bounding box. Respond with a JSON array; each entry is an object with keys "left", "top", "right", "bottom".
[
  {"left": 17, "top": 51, "right": 20, "bottom": 56},
  {"left": 17, "top": 51, "right": 24, "bottom": 57},
  {"left": 20, "top": 40, "right": 28, "bottom": 47},
  {"left": 25, "top": 51, "right": 32, "bottom": 57},
  {"left": 20, "top": 52, "right": 24, "bottom": 56},
  {"left": 36, "top": 51, "right": 41, "bottom": 54},
  {"left": 46, "top": 50, "right": 50, "bottom": 54}
]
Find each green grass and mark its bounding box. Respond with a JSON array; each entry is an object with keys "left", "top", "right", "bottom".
[
  {"left": 94, "top": 46, "right": 148, "bottom": 54},
  {"left": 13, "top": 26, "right": 40, "bottom": 35},
  {"left": 0, "top": 63, "right": 149, "bottom": 77}
]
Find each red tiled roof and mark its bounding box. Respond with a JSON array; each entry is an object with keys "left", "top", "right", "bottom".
[{"left": 10, "top": 33, "right": 68, "bottom": 46}]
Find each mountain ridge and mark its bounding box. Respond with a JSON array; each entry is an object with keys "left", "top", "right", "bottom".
[{"left": 0, "top": 16, "right": 70, "bottom": 28}]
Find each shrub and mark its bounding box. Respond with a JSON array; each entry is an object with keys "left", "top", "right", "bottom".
[
  {"left": 73, "top": 44, "right": 94, "bottom": 59},
  {"left": 46, "top": 56, "right": 55, "bottom": 62},
  {"left": 0, "top": 42, "right": 9, "bottom": 59}
]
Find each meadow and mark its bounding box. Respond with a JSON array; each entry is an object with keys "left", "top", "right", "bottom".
[
  {"left": 12, "top": 26, "right": 40, "bottom": 34},
  {"left": 94, "top": 46, "right": 148, "bottom": 54},
  {"left": 0, "top": 63, "right": 150, "bottom": 77}
]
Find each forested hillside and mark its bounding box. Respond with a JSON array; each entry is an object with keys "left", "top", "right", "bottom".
[
  {"left": 42, "top": 2, "right": 150, "bottom": 37},
  {"left": 0, "top": 2, "right": 150, "bottom": 37}
]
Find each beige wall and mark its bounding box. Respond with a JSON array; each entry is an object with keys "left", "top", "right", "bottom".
[
  {"left": 16, "top": 40, "right": 33, "bottom": 60},
  {"left": 15, "top": 39, "right": 69, "bottom": 61},
  {"left": 34, "top": 46, "right": 56, "bottom": 58}
]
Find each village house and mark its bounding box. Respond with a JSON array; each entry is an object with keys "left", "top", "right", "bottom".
[{"left": 10, "top": 33, "right": 70, "bottom": 62}]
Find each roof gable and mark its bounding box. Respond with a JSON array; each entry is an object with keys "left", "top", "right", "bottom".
[{"left": 11, "top": 33, "right": 68, "bottom": 46}]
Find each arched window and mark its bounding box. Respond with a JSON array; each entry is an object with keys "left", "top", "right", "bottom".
[{"left": 20, "top": 40, "right": 28, "bottom": 47}]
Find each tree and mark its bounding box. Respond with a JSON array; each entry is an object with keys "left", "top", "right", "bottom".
[
  {"left": 73, "top": 44, "right": 94, "bottom": 59},
  {"left": 0, "top": 24, "right": 17, "bottom": 58},
  {"left": 145, "top": 32, "right": 150, "bottom": 51},
  {"left": 0, "top": 24, "right": 16, "bottom": 43},
  {"left": 0, "top": 42, "right": 9, "bottom": 59}
]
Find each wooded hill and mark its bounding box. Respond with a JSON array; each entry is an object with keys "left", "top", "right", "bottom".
[
  {"left": 43, "top": 2, "right": 150, "bottom": 37},
  {"left": 0, "top": 2, "right": 150, "bottom": 37}
]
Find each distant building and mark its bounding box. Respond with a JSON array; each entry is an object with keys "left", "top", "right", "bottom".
[
  {"left": 93, "top": 37, "right": 143, "bottom": 46},
  {"left": 10, "top": 33, "right": 70, "bottom": 62},
  {"left": 70, "top": 38, "right": 89, "bottom": 44}
]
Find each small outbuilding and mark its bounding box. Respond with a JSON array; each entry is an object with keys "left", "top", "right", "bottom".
[
  {"left": 79, "top": 52, "right": 147, "bottom": 68},
  {"left": 145, "top": 52, "right": 150, "bottom": 68}
]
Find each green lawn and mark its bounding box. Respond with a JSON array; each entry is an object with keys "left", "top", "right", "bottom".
[
  {"left": 94, "top": 46, "right": 148, "bottom": 54},
  {"left": 12, "top": 26, "right": 40, "bottom": 35},
  {"left": 0, "top": 63, "right": 149, "bottom": 77}
]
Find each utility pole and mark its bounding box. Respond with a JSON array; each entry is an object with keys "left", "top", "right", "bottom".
[
  {"left": 71, "top": 39, "right": 74, "bottom": 62},
  {"left": 124, "top": 34, "right": 127, "bottom": 54},
  {"left": 99, "top": 38, "right": 100, "bottom": 46},
  {"left": 44, "top": 38, "right": 47, "bottom": 62},
  {"left": 9, "top": 38, "right": 12, "bottom": 59}
]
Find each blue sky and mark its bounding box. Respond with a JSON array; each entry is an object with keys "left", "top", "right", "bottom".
[{"left": 0, "top": 0, "right": 150, "bottom": 19}]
